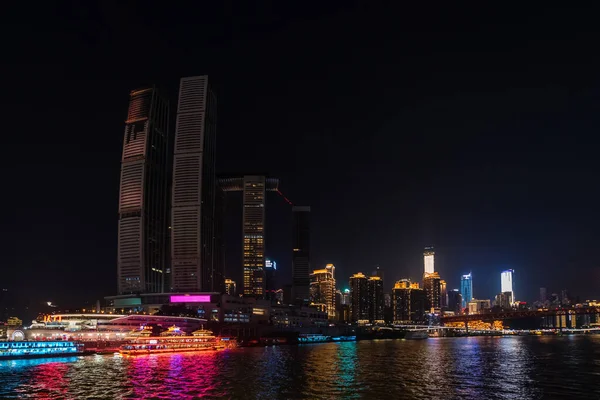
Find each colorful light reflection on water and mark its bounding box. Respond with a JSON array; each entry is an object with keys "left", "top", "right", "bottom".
[{"left": 2, "top": 337, "right": 600, "bottom": 399}]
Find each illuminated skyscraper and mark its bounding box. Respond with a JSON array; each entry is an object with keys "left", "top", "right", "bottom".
[
  {"left": 501, "top": 269, "right": 514, "bottom": 303},
  {"left": 292, "top": 206, "right": 311, "bottom": 303},
  {"left": 118, "top": 87, "right": 170, "bottom": 294},
  {"left": 424, "top": 246, "right": 435, "bottom": 275},
  {"left": 171, "top": 76, "right": 218, "bottom": 292},
  {"left": 368, "top": 276, "right": 384, "bottom": 323},
  {"left": 423, "top": 272, "right": 441, "bottom": 312},
  {"left": 265, "top": 258, "right": 277, "bottom": 301},
  {"left": 350, "top": 272, "right": 369, "bottom": 322},
  {"left": 460, "top": 273, "right": 473, "bottom": 308},
  {"left": 440, "top": 279, "right": 448, "bottom": 309},
  {"left": 219, "top": 175, "right": 279, "bottom": 298},
  {"left": 392, "top": 279, "right": 425, "bottom": 323},
  {"left": 224, "top": 279, "right": 236, "bottom": 296},
  {"left": 310, "top": 264, "right": 336, "bottom": 318}
]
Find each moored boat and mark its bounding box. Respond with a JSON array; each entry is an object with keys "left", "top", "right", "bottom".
[
  {"left": 0, "top": 340, "right": 84, "bottom": 359},
  {"left": 119, "top": 325, "right": 233, "bottom": 355}
]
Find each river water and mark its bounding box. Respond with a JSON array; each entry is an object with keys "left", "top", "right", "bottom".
[{"left": 1, "top": 336, "right": 599, "bottom": 399}]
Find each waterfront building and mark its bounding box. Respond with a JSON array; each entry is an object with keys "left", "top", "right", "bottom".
[
  {"left": 501, "top": 269, "right": 514, "bottom": 304},
  {"left": 309, "top": 264, "right": 336, "bottom": 319},
  {"left": 495, "top": 291, "right": 513, "bottom": 309},
  {"left": 392, "top": 279, "right": 426, "bottom": 323},
  {"left": 219, "top": 176, "right": 279, "bottom": 298},
  {"left": 118, "top": 87, "right": 170, "bottom": 294},
  {"left": 460, "top": 273, "right": 473, "bottom": 308},
  {"left": 440, "top": 279, "right": 448, "bottom": 309},
  {"left": 423, "top": 247, "right": 435, "bottom": 274},
  {"left": 467, "top": 299, "right": 491, "bottom": 314},
  {"left": 423, "top": 272, "right": 441, "bottom": 313},
  {"left": 265, "top": 259, "right": 277, "bottom": 302},
  {"left": 292, "top": 206, "right": 311, "bottom": 304},
  {"left": 350, "top": 273, "right": 369, "bottom": 323},
  {"left": 171, "top": 76, "right": 220, "bottom": 292},
  {"left": 225, "top": 279, "right": 236, "bottom": 296},
  {"left": 368, "top": 276, "right": 384, "bottom": 323},
  {"left": 447, "top": 289, "right": 463, "bottom": 314}
]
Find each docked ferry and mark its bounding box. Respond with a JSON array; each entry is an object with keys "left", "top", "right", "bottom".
[
  {"left": 119, "top": 326, "right": 232, "bottom": 355},
  {"left": 0, "top": 341, "right": 84, "bottom": 359}
]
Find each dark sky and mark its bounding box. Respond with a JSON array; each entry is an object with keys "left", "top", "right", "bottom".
[{"left": 3, "top": 2, "right": 600, "bottom": 313}]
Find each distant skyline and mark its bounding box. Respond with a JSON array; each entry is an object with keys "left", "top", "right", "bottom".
[{"left": 4, "top": 3, "right": 600, "bottom": 312}]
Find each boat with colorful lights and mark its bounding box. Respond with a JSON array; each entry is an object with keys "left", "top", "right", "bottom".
[
  {"left": 119, "top": 325, "right": 234, "bottom": 355},
  {"left": 0, "top": 340, "right": 84, "bottom": 359}
]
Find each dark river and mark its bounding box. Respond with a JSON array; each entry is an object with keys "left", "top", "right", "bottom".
[{"left": 1, "top": 336, "right": 600, "bottom": 399}]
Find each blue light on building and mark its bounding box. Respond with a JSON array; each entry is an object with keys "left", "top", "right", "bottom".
[{"left": 460, "top": 273, "right": 473, "bottom": 309}]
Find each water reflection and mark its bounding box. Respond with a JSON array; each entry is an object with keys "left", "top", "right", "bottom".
[{"left": 2, "top": 337, "right": 600, "bottom": 399}]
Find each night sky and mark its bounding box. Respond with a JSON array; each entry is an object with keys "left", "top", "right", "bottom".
[{"left": 4, "top": 3, "right": 600, "bottom": 313}]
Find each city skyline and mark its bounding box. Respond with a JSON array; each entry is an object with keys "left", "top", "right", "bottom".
[{"left": 5, "top": 3, "right": 600, "bottom": 313}]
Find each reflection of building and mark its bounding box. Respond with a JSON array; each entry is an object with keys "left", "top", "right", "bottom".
[
  {"left": 225, "top": 279, "right": 236, "bottom": 296},
  {"left": 118, "top": 87, "right": 170, "bottom": 294},
  {"left": 423, "top": 272, "right": 441, "bottom": 312},
  {"left": 392, "top": 279, "right": 426, "bottom": 323},
  {"left": 171, "top": 76, "right": 220, "bottom": 292},
  {"left": 219, "top": 176, "right": 279, "bottom": 298},
  {"left": 265, "top": 259, "right": 277, "bottom": 301},
  {"left": 292, "top": 206, "right": 311, "bottom": 304},
  {"left": 501, "top": 269, "right": 514, "bottom": 304},
  {"left": 460, "top": 273, "right": 473, "bottom": 308},
  {"left": 468, "top": 299, "right": 490, "bottom": 314},
  {"left": 368, "top": 276, "right": 384, "bottom": 323},
  {"left": 350, "top": 273, "right": 369, "bottom": 323},
  {"left": 424, "top": 247, "right": 435, "bottom": 274},
  {"left": 309, "top": 264, "right": 336, "bottom": 319},
  {"left": 447, "top": 289, "right": 463, "bottom": 314}
]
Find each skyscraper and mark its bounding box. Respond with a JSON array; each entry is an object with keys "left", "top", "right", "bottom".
[
  {"left": 447, "top": 289, "right": 462, "bottom": 314},
  {"left": 392, "top": 279, "right": 426, "bottom": 323},
  {"left": 424, "top": 246, "right": 435, "bottom": 275},
  {"left": 368, "top": 276, "right": 384, "bottom": 323},
  {"left": 265, "top": 258, "right": 277, "bottom": 301},
  {"left": 501, "top": 269, "right": 514, "bottom": 303},
  {"left": 350, "top": 272, "right": 369, "bottom": 322},
  {"left": 460, "top": 273, "right": 473, "bottom": 308},
  {"left": 310, "top": 264, "right": 336, "bottom": 318},
  {"left": 292, "top": 206, "right": 311, "bottom": 303},
  {"left": 118, "top": 87, "right": 170, "bottom": 294},
  {"left": 423, "top": 272, "right": 441, "bottom": 312},
  {"left": 171, "top": 75, "right": 218, "bottom": 292},
  {"left": 219, "top": 176, "right": 279, "bottom": 298},
  {"left": 440, "top": 279, "right": 448, "bottom": 309}
]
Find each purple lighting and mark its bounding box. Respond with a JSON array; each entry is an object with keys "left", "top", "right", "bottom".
[{"left": 170, "top": 295, "right": 211, "bottom": 303}]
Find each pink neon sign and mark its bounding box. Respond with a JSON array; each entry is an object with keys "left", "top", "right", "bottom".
[{"left": 170, "top": 295, "right": 211, "bottom": 303}]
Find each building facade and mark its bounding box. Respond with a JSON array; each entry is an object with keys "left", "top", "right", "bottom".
[
  {"left": 292, "top": 206, "right": 311, "bottom": 304},
  {"left": 265, "top": 259, "right": 277, "bottom": 302},
  {"left": 423, "top": 272, "right": 441, "bottom": 313},
  {"left": 447, "top": 289, "right": 463, "bottom": 314},
  {"left": 368, "top": 276, "right": 384, "bottom": 323},
  {"left": 440, "top": 279, "right": 448, "bottom": 309},
  {"left": 392, "top": 279, "right": 426, "bottom": 323},
  {"left": 350, "top": 273, "right": 369, "bottom": 323},
  {"left": 118, "top": 87, "right": 170, "bottom": 294},
  {"left": 424, "top": 246, "right": 435, "bottom": 275},
  {"left": 224, "top": 279, "right": 236, "bottom": 296},
  {"left": 170, "top": 76, "right": 219, "bottom": 292},
  {"left": 501, "top": 269, "right": 514, "bottom": 304},
  {"left": 460, "top": 273, "right": 473, "bottom": 308},
  {"left": 309, "top": 264, "right": 336, "bottom": 319}
]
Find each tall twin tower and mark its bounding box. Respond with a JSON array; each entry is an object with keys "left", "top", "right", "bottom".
[{"left": 117, "top": 76, "right": 222, "bottom": 295}]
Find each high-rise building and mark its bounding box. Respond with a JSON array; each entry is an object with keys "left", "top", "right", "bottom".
[
  {"left": 423, "top": 272, "right": 441, "bottom": 313},
  {"left": 341, "top": 288, "right": 350, "bottom": 305},
  {"left": 440, "top": 279, "right": 448, "bottom": 309},
  {"left": 540, "top": 287, "right": 547, "bottom": 303},
  {"left": 468, "top": 299, "right": 491, "bottom": 314},
  {"left": 424, "top": 246, "right": 435, "bottom": 275},
  {"left": 350, "top": 272, "right": 369, "bottom": 323},
  {"left": 309, "top": 264, "right": 336, "bottom": 319},
  {"left": 292, "top": 206, "right": 311, "bottom": 303},
  {"left": 219, "top": 176, "right": 279, "bottom": 298},
  {"left": 118, "top": 87, "right": 170, "bottom": 294},
  {"left": 372, "top": 266, "right": 384, "bottom": 281},
  {"left": 392, "top": 279, "right": 426, "bottom": 323},
  {"left": 495, "top": 291, "right": 513, "bottom": 309},
  {"left": 368, "top": 276, "right": 384, "bottom": 323},
  {"left": 501, "top": 269, "right": 514, "bottom": 304},
  {"left": 171, "top": 76, "right": 218, "bottom": 292},
  {"left": 447, "top": 289, "right": 462, "bottom": 314},
  {"left": 224, "top": 279, "right": 236, "bottom": 296},
  {"left": 265, "top": 258, "right": 277, "bottom": 301},
  {"left": 460, "top": 273, "right": 473, "bottom": 308}
]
